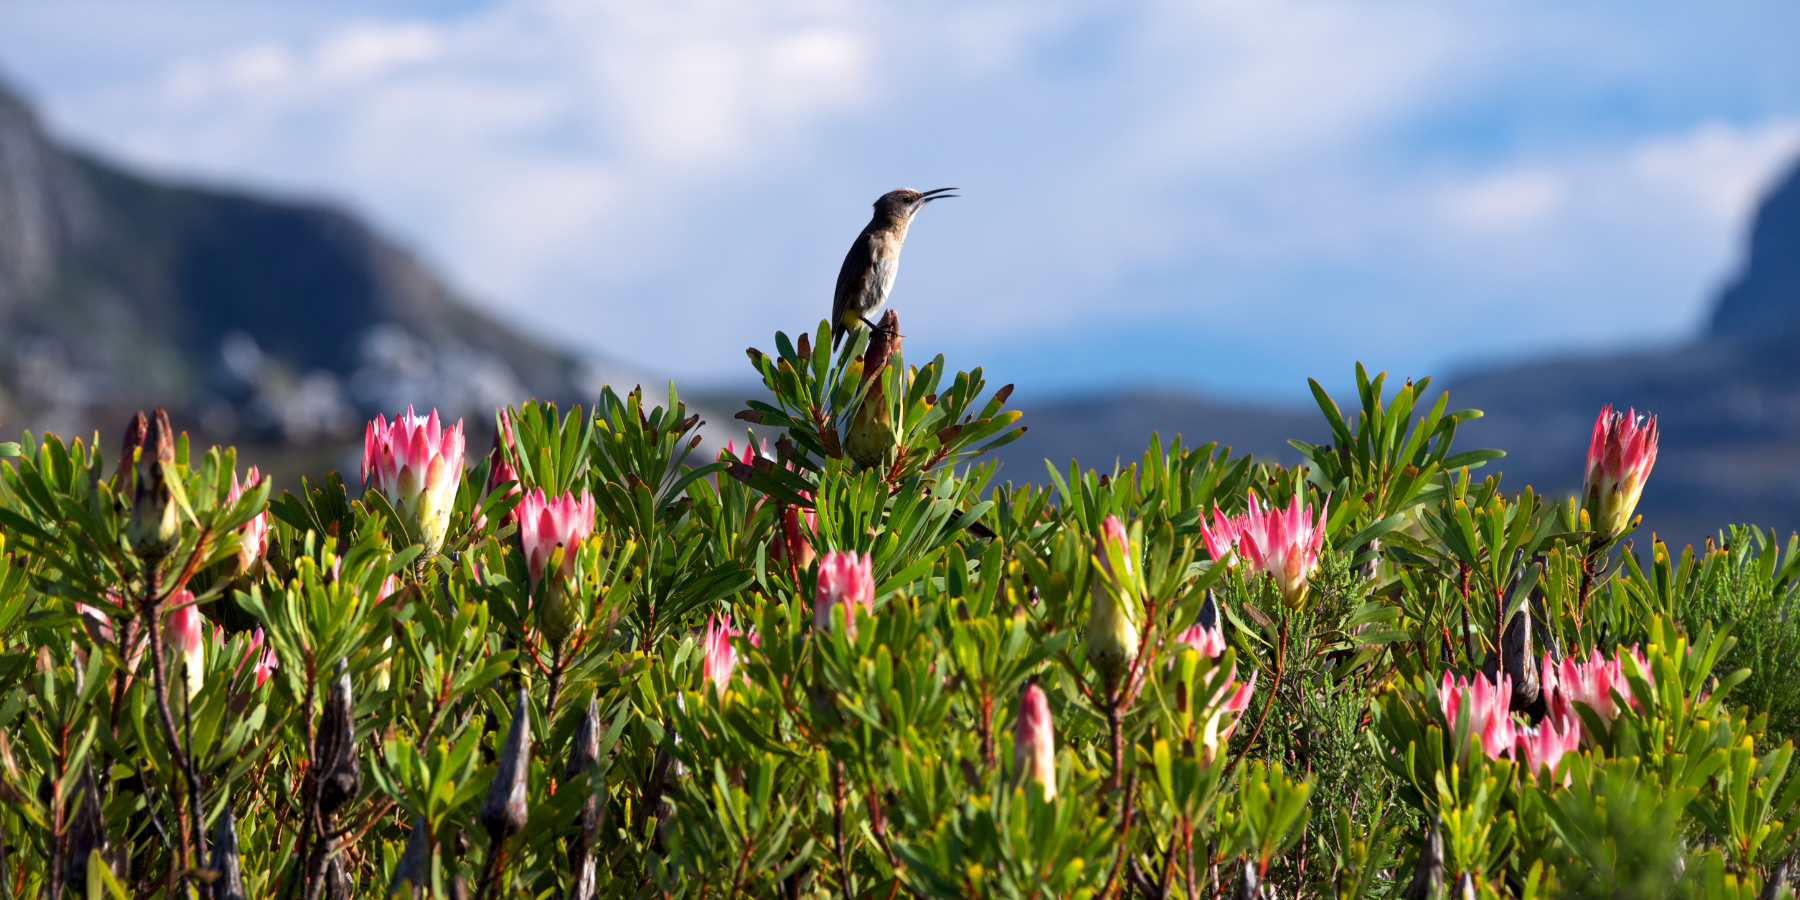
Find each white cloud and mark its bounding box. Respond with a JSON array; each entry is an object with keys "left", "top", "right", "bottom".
[
  {"left": 3, "top": 0, "right": 1798, "bottom": 397},
  {"left": 1437, "top": 170, "right": 1564, "bottom": 230}
]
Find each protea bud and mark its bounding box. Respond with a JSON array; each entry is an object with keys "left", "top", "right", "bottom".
[
  {"left": 702, "top": 614, "right": 741, "bottom": 699},
  {"left": 362, "top": 407, "right": 466, "bottom": 555},
  {"left": 814, "top": 551, "right": 875, "bottom": 638},
  {"left": 565, "top": 697, "right": 603, "bottom": 899},
  {"left": 778, "top": 503, "right": 817, "bottom": 571},
  {"left": 228, "top": 466, "right": 269, "bottom": 579},
  {"left": 1199, "top": 495, "right": 1327, "bottom": 609},
  {"left": 1085, "top": 515, "right": 1139, "bottom": 685},
  {"left": 480, "top": 688, "right": 532, "bottom": 841},
  {"left": 127, "top": 408, "right": 180, "bottom": 561},
  {"left": 164, "top": 593, "right": 205, "bottom": 700},
  {"left": 479, "top": 409, "right": 523, "bottom": 532},
  {"left": 844, "top": 310, "right": 901, "bottom": 469},
  {"left": 1012, "top": 683, "right": 1057, "bottom": 800},
  {"left": 1582, "top": 405, "right": 1658, "bottom": 539}
]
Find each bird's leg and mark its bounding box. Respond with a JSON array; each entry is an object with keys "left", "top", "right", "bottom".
[{"left": 861, "top": 315, "right": 900, "bottom": 341}]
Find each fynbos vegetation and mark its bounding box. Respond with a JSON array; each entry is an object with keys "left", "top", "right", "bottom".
[{"left": 1, "top": 319, "right": 1797, "bottom": 899}]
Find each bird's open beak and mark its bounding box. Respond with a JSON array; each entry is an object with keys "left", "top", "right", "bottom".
[{"left": 918, "top": 187, "right": 959, "bottom": 204}]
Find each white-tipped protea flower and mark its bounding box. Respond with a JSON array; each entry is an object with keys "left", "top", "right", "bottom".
[
  {"left": 228, "top": 466, "right": 269, "bottom": 578},
  {"left": 1199, "top": 495, "right": 1327, "bottom": 610},
  {"left": 1515, "top": 715, "right": 1581, "bottom": 781},
  {"left": 165, "top": 592, "right": 205, "bottom": 700},
  {"left": 1439, "top": 671, "right": 1516, "bottom": 762},
  {"left": 1544, "top": 646, "right": 1646, "bottom": 732},
  {"left": 1013, "top": 683, "right": 1057, "bottom": 800},
  {"left": 1582, "top": 405, "right": 1659, "bottom": 540},
  {"left": 1085, "top": 515, "right": 1139, "bottom": 685},
  {"left": 814, "top": 551, "right": 875, "bottom": 638},
  {"left": 362, "top": 407, "right": 466, "bottom": 556},
  {"left": 516, "top": 488, "right": 596, "bottom": 644}
]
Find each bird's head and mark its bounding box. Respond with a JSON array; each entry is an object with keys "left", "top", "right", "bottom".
[{"left": 875, "top": 187, "right": 958, "bottom": 222}]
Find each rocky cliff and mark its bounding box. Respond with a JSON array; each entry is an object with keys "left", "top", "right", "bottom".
[{"left": 0, "top": 78, "right": 591, "bottom": 449}]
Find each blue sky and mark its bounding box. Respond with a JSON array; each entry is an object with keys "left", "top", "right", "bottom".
[{"left": 3, "top": 0, "right": 1797, "bottom": 404}]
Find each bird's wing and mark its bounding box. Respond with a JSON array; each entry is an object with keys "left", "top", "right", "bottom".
[{"left": 832, "top": 230, "right": 876, "bottom": 348}]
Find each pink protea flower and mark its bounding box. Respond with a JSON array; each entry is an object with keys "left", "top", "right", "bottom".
[
  {"left": 1544, "top": 647, "right": 1646, "bottom": 729},
  {"left": 1199, "top": 665, "right": 1258, "bottom": 764},
  {"left": 1583, "top": 405, "right": 1659, "bottom": 538},
  {"left": 516, "top": 488, "right": 597, "bottom": 594},
  {"left": 1516, "top": 715, "right": 1581, "bottom": 780},
  {"left": 1199, "top": 495, "right": 1328, "bottom": 609},
  {"left": 363, "top": 407, "right": 466, "bottom": 555},
  {"left": 702, "top": 614, "right": 743, "bottom": 698},
  {"left": 228, "top": 466, "right": 270, "bottom": 577},
  {"left": 164, "top": 591, "right": 205, "bottom": 700},
  {"left": 1440, "top": 670, "right": 1516, "bottom": 762},
  {"left": 1013, "top": 683, "right": 1058, "bottom": 800},
  {"left": 1175, "top": 598, "right": 1227, "bottom": 660},
  {"left": 814, "top": 551, "right": 875, "bottom": 638},
  {"left": 1087, "top": 515, "right": 1140, "bottom": 683}
]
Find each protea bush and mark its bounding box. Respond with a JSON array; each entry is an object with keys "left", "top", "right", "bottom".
[{"left": 2, "top": 323, "right": 1798, "bottom": 900}]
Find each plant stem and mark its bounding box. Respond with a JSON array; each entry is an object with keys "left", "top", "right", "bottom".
[
  {"left": 831, "top": 761, "right": 852, "bottom": 900},
  {"left": 1097, "top": 769, "right": 1139, "bottom": 900},
  {"left": 142, "top": 595, "right": 202, "bottom": 884}
]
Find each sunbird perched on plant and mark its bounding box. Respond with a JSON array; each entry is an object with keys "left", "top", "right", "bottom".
[{"left": 831, "top": 186, "right": 957, "bottom": 349}]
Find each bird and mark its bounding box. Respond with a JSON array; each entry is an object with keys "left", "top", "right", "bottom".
[{"left": 831, "top": 187, "right": 958, "bottom": 348}]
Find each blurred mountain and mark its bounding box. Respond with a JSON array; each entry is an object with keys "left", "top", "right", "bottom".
[
  {"left": 991, "top": 156, "right": 1800, "bottom": 547},
  {"left": 0, "top": 76, "right": 604, "bottom": 466}
]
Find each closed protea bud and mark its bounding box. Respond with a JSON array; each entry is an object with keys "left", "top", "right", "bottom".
[
  {"left": 814, "top": 551, "right": 875, "bottom": 639},
  {"left": 127, "top": 408, "right": 180, "bottom": 561},
  {"left": 702, "top": 614, "right": 741, "bottom": 699},
  {"left": 362, "top": 407, "right": 466, "bottom": 556},
  {"left": 480, "top": 688, "right": 532, "bottom": 841},
  {"left": 1013, "top": 683, "right": 1057, "bottom": 800},
  {"left": 1582, "top": 405, "right": 1658, "bottom": 540},
  {"left": 844, "top": 311, "right": 901, "bottom": 469},
  {"left": 164, "top": 593, "right": 205, "bottom": 700},
  {"left": 1086, "top": 515, "right": 1139, "bottom": 685},
  {"left": 227, "top": 466, "right": 270, "bottom": 579}
]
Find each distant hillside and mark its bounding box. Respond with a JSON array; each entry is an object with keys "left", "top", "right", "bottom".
[
  {"left": 0, "top": 77, "right": 593, "bottom": 454},
  {"left": 991, "top": 158, "right": 1800, "bottom": 548}
]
